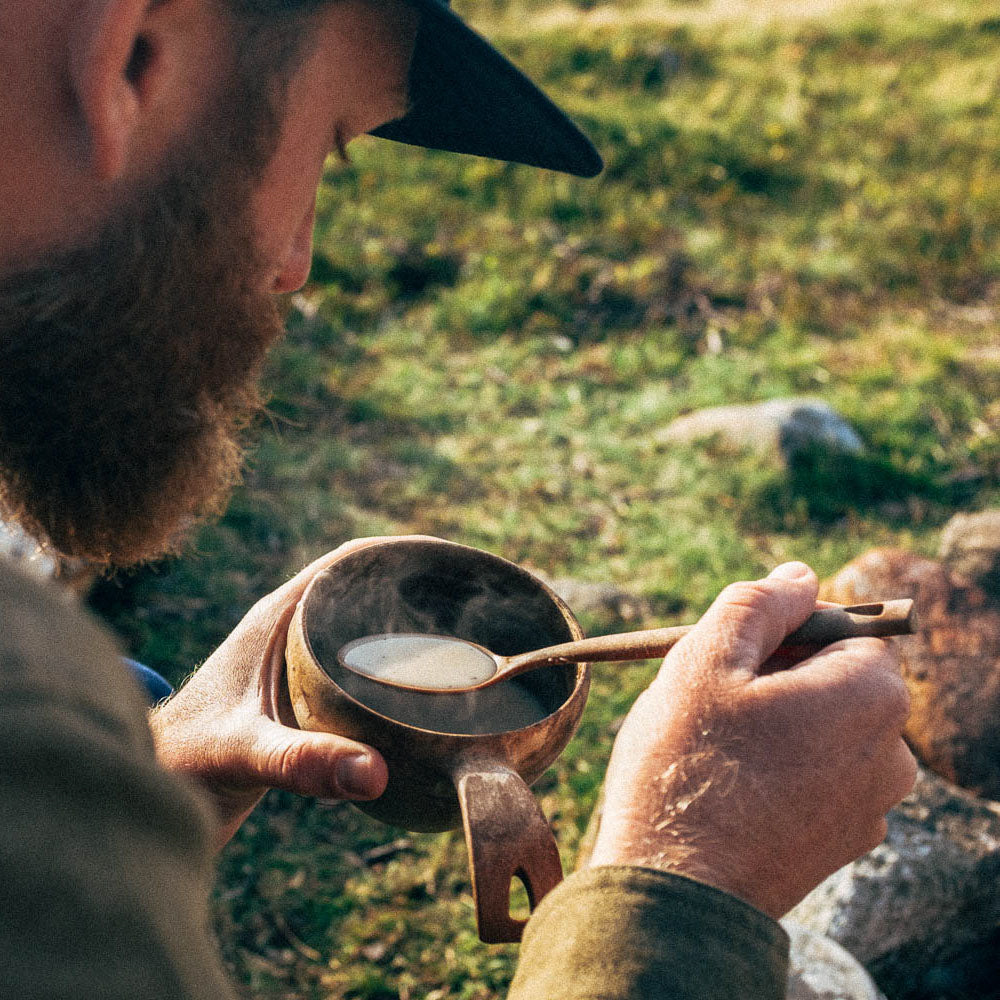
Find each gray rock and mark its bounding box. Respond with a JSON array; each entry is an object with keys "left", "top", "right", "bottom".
[
  {"left": 657, "top": 397, "right": 864, "bottom": 462},
  {"left": 787, "top": 767, "right": 1000, "bottom": 999},
  {"left": 939, "top": 510, "right": 1000, "bottom": 597},
  {"left": 537, "top": 576, "right": 650, "bottom": 628},
  {"left": 784, "top": 923, "right": 886, "bottom": 1000}
]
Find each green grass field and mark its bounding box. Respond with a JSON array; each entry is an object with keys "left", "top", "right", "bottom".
[{"left": 90, "top": 0, "right": 1000, "bottom": 995}]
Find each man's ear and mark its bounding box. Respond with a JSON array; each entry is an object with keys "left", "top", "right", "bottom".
[
  {"left": 67, "top": 0, "right": 152, "bottom": 182},
  {"left": 68, "top": 0, "right": 220, "bottom": 181}
]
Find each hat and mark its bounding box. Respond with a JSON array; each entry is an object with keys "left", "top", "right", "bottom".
[{"left": 370, "top": 0, "right": 603, "bottom": 177}]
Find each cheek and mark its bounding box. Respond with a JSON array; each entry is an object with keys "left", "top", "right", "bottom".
[{"left": 249, "top": 112, "right": 335, "bottom": 281}]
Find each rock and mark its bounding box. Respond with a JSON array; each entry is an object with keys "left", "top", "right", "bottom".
[
  {"left": 534, "top": 575, "right": 650, "bottom": 629},
  {"left": 821, "top": 548, "right": 1000, "bottom": 800},
  {"left": 938, "top": 510, "right": 1000, "bottom": 597},
  {"left": 787, "top": 767, "right": 1000, "bottom": 1000},
  {"left": 657, "top": 397, "right": 864, "bottom": 463},
  {"left": 917, "top": 930, "right": 1000, "bottom": 1000},
  {"left": 581, "top": 811, "right": 887, "bottom": 1000},
  {"left": 784, "top": 923, "right": 886, "bottom": 1000}
]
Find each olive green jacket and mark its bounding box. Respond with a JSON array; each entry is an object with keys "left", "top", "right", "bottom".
[{"left": 0, "top": 560, "right": 788, "bottom": 998}]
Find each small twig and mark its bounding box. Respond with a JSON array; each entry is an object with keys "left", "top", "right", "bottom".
[
  {"left": 361, "top": 837, "right": 414, "bottom": 865},
  {"left": 270, "top": 911, "right": 323, "bottom": 963}
]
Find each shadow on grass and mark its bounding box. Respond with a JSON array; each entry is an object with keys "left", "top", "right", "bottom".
[{"left": 742, "top": 445, "right": 963, "bottom": 529}]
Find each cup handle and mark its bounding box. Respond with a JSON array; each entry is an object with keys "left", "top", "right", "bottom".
[{"left": 454, "top": 760, "right": 564, "bottom": 943}]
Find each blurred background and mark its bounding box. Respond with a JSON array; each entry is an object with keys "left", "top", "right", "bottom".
[{"left": 83, "top": 0, "right": 999, "bottom": 995}]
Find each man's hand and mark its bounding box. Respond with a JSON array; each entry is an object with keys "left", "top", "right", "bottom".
[
  {"left": 148, "top": 538, "right": 415, "bottom": 848},
  {"left": 588, "top": 561, "right": 917, "bottom": 919}
]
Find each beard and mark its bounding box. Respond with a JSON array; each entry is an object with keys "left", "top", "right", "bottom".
[{"left": 0, "top": 19, "right": 312, "bottom": 568}]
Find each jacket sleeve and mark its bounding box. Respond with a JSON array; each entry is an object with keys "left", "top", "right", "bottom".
[
  {"left": 0, "top": 561, "right": 237, "bottom": 1000},
  {"left": 509, "top": 865, "right": 789, "bottom": 999}
]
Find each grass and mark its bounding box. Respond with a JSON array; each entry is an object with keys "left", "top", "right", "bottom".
[{"left": 89, "top": 0, "right": 1000, "bottom": 996}]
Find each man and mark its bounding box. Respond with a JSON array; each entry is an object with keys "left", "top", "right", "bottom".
[{"left": 0, "top": 1, "right": 916, "bottom": 997}]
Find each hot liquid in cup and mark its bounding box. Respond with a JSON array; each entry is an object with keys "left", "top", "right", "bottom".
[
  {"left": 337, "top": 632, "right": 548, "bottom": 735},
  {"left": 341, "top": 633, "right": 497, "bottom": 688}
]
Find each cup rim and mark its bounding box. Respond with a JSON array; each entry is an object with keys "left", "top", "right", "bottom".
[{"left": 294, "top": 537, "right": 589, "bottom": 738}]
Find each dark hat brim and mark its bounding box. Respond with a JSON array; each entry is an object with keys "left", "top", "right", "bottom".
[{"left": 370, "top": 0, "right": 602, "bottom": 177}]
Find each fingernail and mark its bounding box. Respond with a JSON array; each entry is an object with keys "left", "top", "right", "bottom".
[
  {"left": 337, "top": 752, "right": 378, "bottom": 798},
  {"left": 768, "top": 561, "right": 812, "bottom": 581}
]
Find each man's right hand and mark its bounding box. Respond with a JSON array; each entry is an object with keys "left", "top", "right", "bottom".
[{"left": 588, "top": 561, "right": 917, "bottom": 919}]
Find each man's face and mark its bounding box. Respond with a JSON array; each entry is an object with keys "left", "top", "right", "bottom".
[
  {"left": 253, "top": 0, "right": 416, "bottom": 295},
  {"left": 0, "top": 0, "right": 415, "bottom": 567}
]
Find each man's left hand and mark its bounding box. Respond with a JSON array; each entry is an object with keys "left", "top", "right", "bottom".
[{"left": 148, "top": 538, "right": 405, "bottom": 848}]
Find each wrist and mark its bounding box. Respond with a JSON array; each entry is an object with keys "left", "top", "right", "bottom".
[
  {"left": 589, "top": 841, "right": 728, "bottom": 894},
  {"left": 588, "top": 820, "right": 764, "bottom": 914},
  {"left": 148, "top": 697, "right": 265, "bottom": 851}
]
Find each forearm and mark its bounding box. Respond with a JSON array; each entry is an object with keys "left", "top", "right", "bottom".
[{"left": 510, "top": 866, "right": 789, "bottom": 1000}]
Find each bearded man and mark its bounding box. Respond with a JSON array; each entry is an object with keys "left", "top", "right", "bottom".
[{"left": 0, "top": 1, "right": 917, "bottom": 997}]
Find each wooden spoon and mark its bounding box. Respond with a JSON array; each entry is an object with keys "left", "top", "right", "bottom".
[{"left": 337, "top": 599, "right": 916, "bottom": 694}]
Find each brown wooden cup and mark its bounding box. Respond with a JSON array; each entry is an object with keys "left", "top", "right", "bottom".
[{"left": 285, "top": 538, "right": 590, "bottom": 942}]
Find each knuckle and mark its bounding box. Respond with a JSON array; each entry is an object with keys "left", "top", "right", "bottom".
[
  {"left": 837, "top": 817, "right": 886, "bottom": 864},
  {"left": 837, "top": 636, "right": 893, "bottom": 662},
  {"left": 709, "top": 582, "right": 777, "bottom": 644},
  {"left": 861, "top": 663, "right": 910, "bottom": 728},
  {"left": 869, "top": 740, "right": 916, "bottom": 817},
  {"left": 713, "top": 577, "right": 815, "bottom": 653},
  {"left": 847, "top": 814, "right": 889, "bottom": 860},
  {"left": 842, "top": 636, "right": 892, "bottom": 664},
  {"left": 833, "top": 638, "right": 906, "bottom": 695},
  {"left": 720, "top": 580, "right": 773, "bottom": 613},
  {"left": 266, "top": 739, "right": 307, "bottom": 786},
  {"left": 885, "top": 671, "right": 911, "bottom": 724}
]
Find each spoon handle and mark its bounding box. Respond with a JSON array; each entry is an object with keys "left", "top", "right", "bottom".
[{"left": 501, "top": 599, "right": 916, "bottom": 678}]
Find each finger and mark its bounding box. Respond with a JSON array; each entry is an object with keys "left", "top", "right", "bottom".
[
  {"left": 753, "top": 598, "right": 856, "bottom": 672},
  {"left": 791, "top": 633, "right": 902, "bottom": 677},
  {"left": 875, "top": 737, "right": 918, "bottom": 814},
  {"left": 767, "top": 634, "right": 903, "bottom": 696},
  {"left": 778, "top": 637, "right": 908, "bottom": 723},
  {"left": 659, "top": 561, "right": 819, "bottom": 681},
  {"left": 836, "top": 737, "right": 915, "bottom": 862},
  {"left": 244, "top": 717, "right": 389, "bottom": 801}
]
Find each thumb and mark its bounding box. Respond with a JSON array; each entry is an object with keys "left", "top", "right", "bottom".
[
  {"left": 244, "top": 717, "right": 388, "bottom": 801},
  {"left": 659, "top": 561, "right": 820, "bottom": 683}
]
